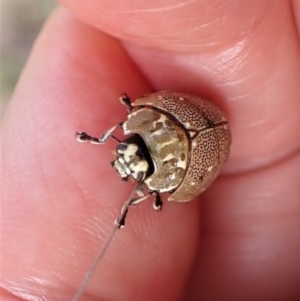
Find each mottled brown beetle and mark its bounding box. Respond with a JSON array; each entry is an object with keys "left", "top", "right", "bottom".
[
  {"left": 76, "top": 91, "right": 231, "bottom": 227},
  {"left": 73, "top": 92, "right": 231, "bottom": 301}
]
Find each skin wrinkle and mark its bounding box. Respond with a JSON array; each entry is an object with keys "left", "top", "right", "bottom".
[
  {"left": 217, "top": 42, "right": 282, "bottom": 89},
  {"left": 225, "top": 91, "right": 252, "bottom": 101},
  {"left": 113, "top": 4, "right": 226, "bottom": 46},
  {"left": 26, "top": 277, "right": 52, "bottom": 289},
  {"left": 161, "top": 48, "right": 247, "bottom": 86},
  {"left": 202, "top": 180, "right": 298, "bottom": 236},
  {"left": 58, "top": 1, "right": 276, "bottom": 51},
  {"left": 36, "top": 151, "right": 56, "bottom": 207},
  {"left": 106, "top": 0, "right": 234, "bottom": 30},
  {"left": 72, "top": 212, "right": 120, "bottom": 264},
  {"left": 110, "top": 0, "right": 198, "bottom": 13},
  {"left": 186, "top": 15, "right": 220, "bottom": 31},
  {"left": 21, "top": 108, "right": 53, "bottom": 206},
  {"left": 9, "top": 128, "right": 38, "bottom": 199},
  {"left": 150, "top": 1, "right": 266, "bottom": 48},
  {"left": 1, "top": 283, "right": 48, "bottom": 301},
  {"left": 212, "top": 147, "right": 300, "bottom": 178},
  {"left": 62, "top": 165, "right": 88, "bottom": 208},
  {"left": 145, "top": 37, "right": 247, "bottom": 82},
  {"left": 54, "top": 55, "right": 101, "bottom": 111},
  {"left": 208, "top": 2, "right": 269, "bottom": 49},
  {"left": 81, "top": 221, "right": 105, "bottom": 239},
  {"left": 50, "top": 263, "right": 79, "bottom": 289},
  {"left": 242, "top": 0, "right": 272, "bottom": 36},
  {"left": 115, "top": 0, "right": 230, "bottom": 15},
  {"left": 292, "top": 0, "right": 300, "bottom": 38},
  {"left": 218, "top": 40, "right": 246, "bottom": 65},
  {"left": 56, "top": 245, "right": 77, "bottom": 259},
  {"left": 245, "top": 150, "right": 300, "bottom": 174},
  {"left": 6, "top": 87, "right": 42, "bottom": 162},
  {"left": 60, "top": 149, "right": 97, "bottom": 209}
]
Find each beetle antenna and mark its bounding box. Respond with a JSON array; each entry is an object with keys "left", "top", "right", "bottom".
[
  {"left": 72, "top": 182, "right": 142, "bottom": 301},
  {"left": 111, "top": 135, "right": 121, "bottom": 143}
]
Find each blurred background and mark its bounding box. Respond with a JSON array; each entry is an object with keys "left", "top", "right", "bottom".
[{"left": 1, "top": 0, "right": 56, "bottom": 118}]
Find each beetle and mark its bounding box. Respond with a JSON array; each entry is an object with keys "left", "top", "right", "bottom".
[{"left": 76, "top": 91, "right": 231, "bottom": 227}]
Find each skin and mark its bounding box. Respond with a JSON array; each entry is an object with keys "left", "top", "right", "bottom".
[{"left": 1, "top": 0, "right": 300, "bottom": 300}]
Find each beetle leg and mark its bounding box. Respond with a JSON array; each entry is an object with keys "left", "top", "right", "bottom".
[
  {"left": 119, "top": 93, "right": 133, "bottom": 112},
  {"left": 115, "top": 209, "right": 127, "bottom": 228},
  {"left": 76, "top": 124, "right": 120, "bottom": 144},
  {"left": 152, "top": 192, "right": 163, "bottom": 211},
  {"left": 129, "top": 191, "right": 163, "bottom": 211},
  {"left": 115, "top": 190, "right": 158, "bottom": 228},
  {"left": 129, "top": 194, "right": 151, "bottom": 207},
  {"left": 115, "top": 186, "right": 145, "bottom": 228},
  {"left": 115, "top": 199, "right": 130, "bottom": 228},
  {"left": 135, "top": 185, "right": 145, "bottom": 197}
]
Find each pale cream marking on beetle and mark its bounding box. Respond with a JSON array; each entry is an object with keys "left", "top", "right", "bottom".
[
  {"left": 117, "top": 157, "right": 125, "bottom": 165},
  {"left": 145, "top": 180, "right": 179, "bottom": 193},
  {"left": 130, "top": 161, "right": 149, "bottom": 179},
  {"left": 161, "top": 153, "right": 187, "bottom": 170},
  {"left": 184, "top": 122, "right": 191, "bottom": 128},
  {"left": 119, "top": 144, "right": 138, "bottom": 162},
  {"left": 207, "top": 165, "right": 213, "bottom": 172},
  {"left": 114, "top": 160, "right": 127, "bottom": 178},
  {"left": 123, "top": 124, "right": 131, "bottom": 135},
  {"left": 155, "top": 114, "right": 168, "bottom": 123},
  {"left": 189, "top": 130, "right": 198, "bottom": 139},
  {"left": 124, "top": 166, "right": 131, "bottom": 175},
  {"left": 176, "top": 159, "right": 187, "bottom": 170},
  {"left": 150, "top": 128, "right": 164, "bottom": 137},
  {"left": 170, "top": 174, "right": 176, "bottom": 180},
  {"left": 162, "top": 153, "right": 175, "bottom": 161},
  {"left": 155, "top": 137, "right": 179, "bottom": 150},
  {"left": 192, "top": 141, "right": 197, "bottom": 147},
  {"left": 127, "top": 111, "right": 138, "bottom": 118}
]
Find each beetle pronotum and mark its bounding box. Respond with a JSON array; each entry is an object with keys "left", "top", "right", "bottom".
[{"left": 73, "top": 92, "right": 231, "bottom": 300}]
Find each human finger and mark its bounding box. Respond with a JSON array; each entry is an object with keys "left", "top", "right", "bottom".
[{"left": 1, "top": 7, "right": 200, "bottom": 301}]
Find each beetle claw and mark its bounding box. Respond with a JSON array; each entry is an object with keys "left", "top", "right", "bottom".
[
  {"left": 152, "top": 192, "right": 163, "bottom": 211},
  {"left": 120, "top": 93, "right": 133, "bottom": 113}
]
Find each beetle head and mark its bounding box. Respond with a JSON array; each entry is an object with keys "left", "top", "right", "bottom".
[{"left": 112, "top": 135, "right": 154, "bottom": 182}]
